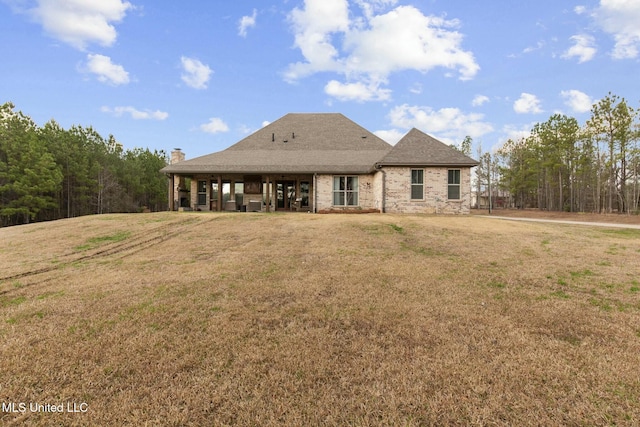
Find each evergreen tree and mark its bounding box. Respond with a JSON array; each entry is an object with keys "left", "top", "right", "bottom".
[{"left": 0, "top": 103, "right": 62, "bottom": 225}]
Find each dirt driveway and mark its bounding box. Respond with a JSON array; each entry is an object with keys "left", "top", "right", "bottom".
[{"left": 472, "top": 209, "right": 640, "bottom": 228}]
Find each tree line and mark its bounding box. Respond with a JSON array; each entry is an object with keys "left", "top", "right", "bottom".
[
  {"left": 0, "top": 102, "right": 169, "bottom": 226},
  {"left": 476, "top": 93, "right": 640, "bottom": 214}
]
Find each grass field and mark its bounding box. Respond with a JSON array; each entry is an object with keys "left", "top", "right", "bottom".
[{"left": 1, "top": 212, "right": 640, "bottom": 426}]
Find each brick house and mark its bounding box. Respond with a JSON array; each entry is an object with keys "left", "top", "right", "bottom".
[{"left": 160, "top": 113, "right": 478, "bottom": 214}]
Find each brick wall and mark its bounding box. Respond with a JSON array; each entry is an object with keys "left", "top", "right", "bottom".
[
  {"left": 316, "top": 174, "right": 378, "bottom": 211},
  {"left": 190, "top": 179, "right": 202, "bottom": 210},
  {"left": 383, "top": 166, "right": 472, "bottom": 214}
]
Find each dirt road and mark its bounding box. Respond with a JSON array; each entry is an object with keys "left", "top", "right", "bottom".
[{"left": 478, "top": 215, "right": 640, "bottom": 229}]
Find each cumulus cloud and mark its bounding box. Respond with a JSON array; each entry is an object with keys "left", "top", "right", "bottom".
[
  {"left": 471, "top": 95, "right": 490, "bottom": 107},
  {"left": 101, "top": 106, "right": 168, "bottom": 120},
  {"left": 387, "top": 104, "right": 493, "bottom": 144},
  {"left": 85, "top": 54, "right": 129, "bottom": 85},
  {"left": 373, "top": 128, "right": 405, "bottom": 145},
  {"left": 590, "top": 0, "right": 640, "bottom": 59},
  {"left": 25, "top": 0, "right": 133, "bottom": 50},
  {"left": 343, "top": 6, "right": 479, "bottom": 79},
  {"left": 496, "top": 123, "right": 536, "bottom": 152},
  {"left": 180, "top": 56, "right": 212, "bottom": 90},
  {"left": 354, "top": 0, "right": 399, "bottom": 19},
  {"left": 200, "top": 117, "right": 229, "bottom": 134},
  {"left": 285, "top": 0, "right": 478, "bottom": 101},
  {"left": 562, "top": 34, "right": 597, "bottom": 63},
  {"left": 560, "top": 89, "right": 594, "bottom": 113},
  {"left": 324, "top": 79, "right": 391, "bottom": 102},
  {"left": 513, "top": 93, "right": 543, "bottom": 114},
  {"left": 238, "top": 9, "right": 257, "bottom": 37},
  {"left": 286, "top": 0, "right": 350, "bottom": 79}
]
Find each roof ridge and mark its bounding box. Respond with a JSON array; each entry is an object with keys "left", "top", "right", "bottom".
[{"left": 378, "top": 128, "right": 478, "bottom": 166}]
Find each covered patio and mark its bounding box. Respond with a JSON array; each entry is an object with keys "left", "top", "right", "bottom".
[{"left": 168, "top": 173, "right": 314, "bottom": 213}]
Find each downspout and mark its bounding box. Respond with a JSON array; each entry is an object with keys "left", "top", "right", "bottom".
[
  {"left": 375, "top": 164, "right": 386, "bottom": 213},
  {"left": 313, "top": 173, "right": 318, "bottom": 213},
  {"left": 380, "top": 169, "right": 386, "bottom": 213}
]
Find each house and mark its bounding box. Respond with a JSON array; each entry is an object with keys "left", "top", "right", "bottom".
[
  {"left": 473, "top": 188, "right": 513, "bottom": 210},
  {"left": 160, "top": 113, "right": 478, "bottom": 214}
]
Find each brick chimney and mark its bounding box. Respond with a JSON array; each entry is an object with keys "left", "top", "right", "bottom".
[{"left": 171, "top": 148, "right": 185, "bottom": 164}]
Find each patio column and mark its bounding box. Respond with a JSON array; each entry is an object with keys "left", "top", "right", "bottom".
[
  {"left": 217, "top": 176, "right": 222, "bottom": 212},
  {"left": 168, "top": 174, "right": 175, "bottom": 211},
  {"left": 265, "top": 175, "right": 271, "bottom": 212}
]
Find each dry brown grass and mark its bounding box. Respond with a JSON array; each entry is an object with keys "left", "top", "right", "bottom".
[{"left": 1, "top": 212, "right": 640, "bottom": 426}]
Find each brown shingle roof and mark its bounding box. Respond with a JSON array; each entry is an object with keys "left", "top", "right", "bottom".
[
  {"left": 378, "top": 128, "right": 479, "bottom": 167},
  {"left": 161, "top": 113, "right": 392, "bottom": 174}
]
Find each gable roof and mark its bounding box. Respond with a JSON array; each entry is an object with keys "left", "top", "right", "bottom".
[
  {"left": 161, "top": 113, "right": 392, "bottom": 175},
  {"left": 377, "top": 128, "right": 479, "bottom": 167}
]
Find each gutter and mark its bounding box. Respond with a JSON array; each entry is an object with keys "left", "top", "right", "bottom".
[{"left": 313, "top": 173, "right": 318, "bottom": 213}]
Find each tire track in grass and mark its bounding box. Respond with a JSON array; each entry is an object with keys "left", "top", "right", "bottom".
[{"left": 0, "top": 216, "right": 218, "bottom": 293}]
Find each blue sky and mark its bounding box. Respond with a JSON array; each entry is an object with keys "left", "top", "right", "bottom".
[{"left": 1, "top": 0, "right": 638, "bottom": 159}]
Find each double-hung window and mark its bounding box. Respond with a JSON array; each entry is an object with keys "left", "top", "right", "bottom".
[
  {"left": 448, "top": 169, "right": 461, "bottom": 200},
  {"left": 333, "top": 176, "right": 359, "bottom": 206},
  {"left": 411, "top": 169, "right": 424, "bottom": 200}
]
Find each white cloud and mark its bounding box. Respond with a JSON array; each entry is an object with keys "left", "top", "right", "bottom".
[
  {"left": 560, "top": 89, "right": 594, "bottom": 113},
  {"left": 354, "top": 0, "right": 399, "bottom": 19},
  {"left": 344, "top": 6, "right": 479, "bottom": 79},
  {"left": 373, "top": 128, "right": 405, "bottom": 145},
  {"left": 85, "top": 54, "right": 129, "bottom": 85},
  {"left": 562, "top": 34, "right": 597, "bottom": 63},
  {"left": 388, "top": 104, "right": 493, "bottom": 144},
  {"left": 286, "top": 0, "right": 350, "bottom": 80},
  {"left": 409, "top": 83, "right": 422, "bottom": 94},
  {"left": 261, "top": 121, "right": 271, "bottom": 128},
  {"left": 285, "top": 0, "right": 478, "bottom": 101},
  {"left": 180, "top": 56, "right": 212, "bottom": 90},
  {"left": 591, "top": 0, "right": 640, "bottom": 59},
  {"left": 200, "top": 117, "right": 229, "bottom": 134},
  {"left": 26, "top": 0, "right": 132, "bottom": 50},
  {"left": 471, "top": 95, "right": 489, "bottom": 107},
  {"left": 513, "top": 93, "right": 543, "bottom": 114},
  {"left": 523, "top": 41, "right": 544, "bottom": 54},
  {"left": 324, "top": 79, "right": 391, "bottom": 102},
  {"left": 101, "top": 106, "right": 168, "bottom": 120},
  {"left": 238, "top": 9, "right": 257, "bottom": 37},
  {"left": 495, "top": 123, "right": 536, "bottom": 152}
]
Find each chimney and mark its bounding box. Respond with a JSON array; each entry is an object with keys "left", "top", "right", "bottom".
[{"left": 171, "top": 148, "right": 185, "bottom": 164}]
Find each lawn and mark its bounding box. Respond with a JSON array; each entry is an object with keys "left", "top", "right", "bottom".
[{"left": 1, "top": 212, "right": 640, "bottom": 426}]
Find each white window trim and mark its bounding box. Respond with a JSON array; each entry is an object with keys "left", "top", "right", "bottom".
[
  {"left": 448, "top": 169, "right": 461, "bottom": 200},
  {"left": 332, "top": 176, "right": 359, "bottom": 207},
  {"left": 411, "top": 169, "right": 424, "bottom": 200}
]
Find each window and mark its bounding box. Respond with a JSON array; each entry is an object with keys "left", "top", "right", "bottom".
[
  {"left": 197, "top": 180, "right": 207, "bottom": 205},
  {"left": 448, "top": 169, "right": 461, "bottom": 200},
  {"left": 411, "top": 169, "right": 424, "bottom": 200},
  {"left": 333, "top": 176, "right": 359, "bottom": 206}
]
